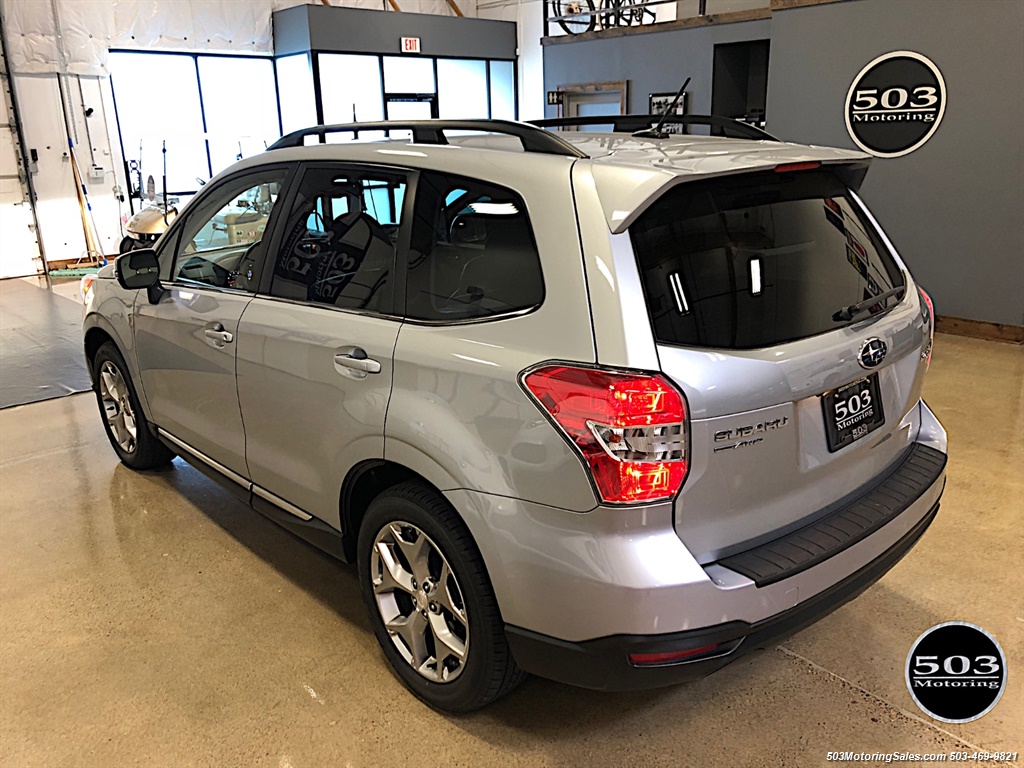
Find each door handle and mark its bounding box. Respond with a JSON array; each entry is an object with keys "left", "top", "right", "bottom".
[
  {"left": 204, "top": 323, "right": 234, "bottom": 344},
  {"left": 334, "top": 350, "right": 381, "bottom": 374}
]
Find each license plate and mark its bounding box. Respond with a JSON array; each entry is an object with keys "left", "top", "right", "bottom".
[{"left": 821, "top": 374, "right": 885, "bottom": 452}]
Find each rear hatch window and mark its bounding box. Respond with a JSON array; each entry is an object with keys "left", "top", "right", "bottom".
[{"left": 629, "top": 169, "right": 905, "bottom": 349}]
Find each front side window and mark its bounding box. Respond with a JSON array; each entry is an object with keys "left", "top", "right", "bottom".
[
  {"left": 629, "top": 169, "right": 906, "bottom": 349},
  {"left": 171, "top": 171, "right": 287, "bottom": 291},
  {"left": 406, "top": 172, "right": 543, "bottom": 322},
  {"left": 270, "top": 167, "right": 406, "bottom": 312}
]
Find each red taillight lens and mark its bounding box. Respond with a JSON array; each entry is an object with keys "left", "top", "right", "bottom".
[
  {"left": 918, "top": 286, "right": 934, "bottom": 368},
  {"left": 628, "top": 644, "right": 719, "bottom": 666},
  {"left": 774, "top": 161, "right": 821, "bottom": 173},
  {"left": 523, "top": 365, "right": 688, "bottom": 504}
]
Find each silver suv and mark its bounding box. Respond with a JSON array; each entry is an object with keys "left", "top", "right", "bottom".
[{"left": 83, "top": 118, "right": 947, "bottom": 712}]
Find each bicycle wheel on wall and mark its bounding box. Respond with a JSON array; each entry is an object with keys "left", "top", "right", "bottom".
[{"left": 553, "top": 0, "right": 596, "bottom": 34}]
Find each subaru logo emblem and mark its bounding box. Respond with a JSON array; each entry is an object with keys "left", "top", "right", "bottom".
[{"left": 858, "top": 338, "right": 888, "bottom": 369}]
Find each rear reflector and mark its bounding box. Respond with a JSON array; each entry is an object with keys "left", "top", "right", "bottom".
[
  {"left": 629, "top": 644, "right": 720, "bottom": 666},
  {"left": 522, "top": 365, "right": 688, "bottom": 505},
  {"left": 774, "top": 161, "right": 821, "bottom": 173}
]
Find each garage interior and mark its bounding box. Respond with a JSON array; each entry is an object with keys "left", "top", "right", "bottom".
[{"left": 1, "top": 0, "right": 1021, "bottom": 765}]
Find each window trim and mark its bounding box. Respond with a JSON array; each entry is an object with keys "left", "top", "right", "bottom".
[
  {"left": 157, "top": 163, "right": 298, "bottom": 295},
  {"left": 257, "top": 160, "right": 418, "bottom": 319},
  {"left": 399, "top": 169, "right": 547, "bottom": 326}
]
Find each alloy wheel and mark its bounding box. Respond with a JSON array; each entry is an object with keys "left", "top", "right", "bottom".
[
  {"left": 99, "top": 361, "right": 137, "bottom": 454},
  {"left": 370, "top": 521, "right": 469, "bottom": 683}
]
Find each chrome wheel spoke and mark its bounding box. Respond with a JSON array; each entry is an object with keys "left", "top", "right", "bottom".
[
  {"left": 428, "top": 612, "right": 467, "bottom": 664},
  {"left": 390, "top": 523, "right": 431, "bottom": 580},
  {"left": 373, "top": 540, "right": 416, "bottom": 596},
  {"left": 435, "top": 562, "right": 466, "bottom": 623},
  {"left": 386, "top": 611, "right": 430, "bottom": 667}
]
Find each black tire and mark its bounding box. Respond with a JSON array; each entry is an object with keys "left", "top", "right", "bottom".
[
  {"left": 92, "top": 341, "right": 174, "bottom": 470},
  {"left": 357, "top": 482, "right": 526, "bottom": 713},
  {"left": 118, "top": 235, "right": 137, "bottom": 254}
]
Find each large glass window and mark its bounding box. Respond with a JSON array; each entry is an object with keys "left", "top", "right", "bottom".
[
  {"left": 489, "top": 60, "right": 516, "bottom": 120},
  {"left": 437, "top": 59, "right": 488, "bottom": 119},
  {"left": 173, "top": 170, "right": 287, "bottom": 291},
  {"left": 198, "top": 57, "right": 281, "bottom": 175},
  {"left": 319, "top": 54, "right": 385, "bottom": 125},
  {"left": 276, "top": 54, "right": 317, "bottom": 135},
  {"left": 406, "top": 172, "right": 543, "bottom": 321},
  {"left": 629, "top": 170, "right": 906, "bottom": 349},
  {"left": 108, "top": 52, "right": 209, "bottom": 193},
  {"left": 382, "top": 56, "right": 436, "bottom": 94},
  {"left": 271, "top": 167, "right": 406, "bottom": 312}
]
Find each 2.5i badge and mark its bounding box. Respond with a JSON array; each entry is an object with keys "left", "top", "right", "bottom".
[
  {"left": 846, "top": 51, "right": 946, "bottom": 158},
  {"left": 905, "top": 622, "right": 1007, "bottom": 723}
]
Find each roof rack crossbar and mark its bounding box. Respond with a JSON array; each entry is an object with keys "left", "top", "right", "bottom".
[
  {"left": 268, "top": 119, "right": 588, "bottom": 158},
  {"left": 528, "top": 114, "right": 778, "bottom": 141}
]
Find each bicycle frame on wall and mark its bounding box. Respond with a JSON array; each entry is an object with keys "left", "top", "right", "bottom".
[{"left": 543, "top": 0, "right": 707, "bottom": 36}]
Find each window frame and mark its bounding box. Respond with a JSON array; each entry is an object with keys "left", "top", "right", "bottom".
[
  {"left": 155, "top": 163, "right": 298, "bottom": 295},
  {"left": 255, "top": 161, "right": 419, "bottom": 321},
  {"left": 399, "top": 169, "right": 547, "bottom": 327}
]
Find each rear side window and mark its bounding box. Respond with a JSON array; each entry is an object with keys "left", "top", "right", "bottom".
[
  {"left": 405, "top": 172, "right": 543, "bottom": 322},
  {"left": 630, "top": 170, "right": 906, "bottom": 349}
]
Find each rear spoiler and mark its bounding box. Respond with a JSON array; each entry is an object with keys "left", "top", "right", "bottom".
[
  {"left": 528, "top": 114, "right": 778, "bottom": 142},
  {"left": 591, "top": 156, "right": 873, "bottom": 234}
]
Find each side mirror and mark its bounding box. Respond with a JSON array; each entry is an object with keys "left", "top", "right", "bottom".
[{"left": 116, "top": 248, "right": 165, "bottom": 304}]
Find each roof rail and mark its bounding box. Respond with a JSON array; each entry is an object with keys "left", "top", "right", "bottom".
[
  {"left": 267, "top": 119, "right": 588, "bottom": 158},
  {"left": 528, "top": 114, "right": 778, "bottom": 142}
]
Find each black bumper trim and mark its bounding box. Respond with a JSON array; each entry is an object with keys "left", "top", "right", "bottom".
[
  {"left": 718, "top": 444, "right": 947, "bottom": 587},
  {"left": 505, "top": 490, "right": 941, "bottom": 692}
]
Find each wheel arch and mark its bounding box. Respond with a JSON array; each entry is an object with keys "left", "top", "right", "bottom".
[{"left": 340, "top": 459, "right": 439, "bottom": 562}]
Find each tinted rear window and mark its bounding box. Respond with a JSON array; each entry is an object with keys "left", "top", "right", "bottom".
[{"left": 629, "top": 170, "right": 905, "bottom": 349}]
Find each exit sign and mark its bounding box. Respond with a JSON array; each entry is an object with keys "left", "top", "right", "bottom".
[{"left": 401, "top": 37, "right": 421, "bottom": 53}]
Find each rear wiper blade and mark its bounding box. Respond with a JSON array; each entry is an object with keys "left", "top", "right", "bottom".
[{"left": 832, "top": 286, "right": 906, "bottom": 322}]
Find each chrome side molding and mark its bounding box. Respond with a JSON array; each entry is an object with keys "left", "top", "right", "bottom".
[{"left": 157, "top": 428, "right": 314, "bottom": 522}]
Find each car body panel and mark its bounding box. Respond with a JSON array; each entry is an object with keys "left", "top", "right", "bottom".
[
  {"left": 236, "top": 298, "right": 401, "bottom": 528},
  {"left": 133, "top": 286, "right": 252, "bottom": 476}
]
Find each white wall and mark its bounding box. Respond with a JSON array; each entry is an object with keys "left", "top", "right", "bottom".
[
  {"left": 477, "top": 0, "right": 544, "bottom": 119},
  {"left": 1, "top": 0, "right": 480, "bottom": 265}
]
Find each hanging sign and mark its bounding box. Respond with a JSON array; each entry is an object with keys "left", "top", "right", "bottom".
[
  {"left": 845, "top": 51, "right": 946, "bottom": 158},
  {"left": 401, "top": 37, "right": 421, "bottom": 54}
]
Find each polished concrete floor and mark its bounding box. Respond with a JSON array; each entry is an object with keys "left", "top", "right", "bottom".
[{"left": 1, "top": 334, "right": 1021, "bottom": 767}]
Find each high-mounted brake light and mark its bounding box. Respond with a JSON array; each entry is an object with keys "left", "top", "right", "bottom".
[
  {"left": 918, "top": 286, "right": 935, "bottom": 369},
  {"left": 523, "top": 365, "right": 689, "bottom": 505},
  {"left": 774, "top": 161, "right": 821, "bottom": 173}
]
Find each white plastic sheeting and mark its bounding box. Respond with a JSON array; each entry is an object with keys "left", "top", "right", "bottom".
[{"left": 2, "top": 0, "right": 476, "bottom": 76}]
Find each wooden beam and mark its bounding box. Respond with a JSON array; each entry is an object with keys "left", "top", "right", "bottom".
[
  {"left": 389, "top": 0, "right": 403, "bottom": 11},
  {"left": 445, "top": 0, "right": 464, "bottom": 17},
  {"left": 935, "top": 316, "right": 1024, "bottom": 344}
]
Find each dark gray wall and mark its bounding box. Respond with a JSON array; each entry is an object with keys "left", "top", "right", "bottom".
[
  {"left": 543, "top": 19, "right": 771, "bottom": 115},
  {"left": 274, "top": 5, "right": 517, "bottom": 60},
  {"left": 767, "top": 0, "right": 1023, "bottom": 327},
  {"left": 542, "top": 0, "right": 1024, "bottom": 326}
]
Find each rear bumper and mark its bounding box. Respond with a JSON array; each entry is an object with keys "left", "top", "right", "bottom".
[{"left": 506, "top": 491, "right": 942, "bottom": 691}]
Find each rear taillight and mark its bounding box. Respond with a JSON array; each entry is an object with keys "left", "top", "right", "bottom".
[
  {"left": 523, "top": 365, "right": 688, "bottom": 505},
  {"left": 918, "top": 286, "right": 934, "bottom": 368}
]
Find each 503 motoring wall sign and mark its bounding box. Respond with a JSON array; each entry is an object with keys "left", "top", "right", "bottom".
[{"left": 845, "top": 51, "right": 946, "bottom": 158}]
